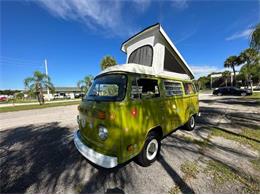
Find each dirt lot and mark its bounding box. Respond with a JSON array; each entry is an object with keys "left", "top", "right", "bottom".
[{"left": 0, "top": 95, "right": 260, "bottom": 193}]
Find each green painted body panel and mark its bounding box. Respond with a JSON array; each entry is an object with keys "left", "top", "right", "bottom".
[{"left": 78, "top": 73, "right": 199, "bottom": 164}]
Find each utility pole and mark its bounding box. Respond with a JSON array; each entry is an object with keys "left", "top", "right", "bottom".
[
  {"left": 44, "top": 59, "right": 50, "bottom": 101},
  {"left": 210, "top": 75, "right": 212, "bottom": 89},
  {"left": 230, "top": 72, "right": 234, "bottom": 86}
]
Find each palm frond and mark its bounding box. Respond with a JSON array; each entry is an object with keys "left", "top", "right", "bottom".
[
  {"left": 77, "top": 80, "right": 84, "bottom": 88},
  {"left": 24, "top": 77, "right": 35, "bottom": 88}
]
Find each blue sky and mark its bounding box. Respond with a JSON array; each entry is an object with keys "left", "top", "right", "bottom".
[{"left": 1, "top": 0, "right": 259, "bottom": 89}]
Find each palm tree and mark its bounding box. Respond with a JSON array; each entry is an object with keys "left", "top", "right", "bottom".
[
  {"left": 100, "top": 56, "right": 117, "bottom": 70},
  {"left": 239, "top": 48, "right": 259, "bottom": 92},
  {"left": 77, "top": 75, "right": 94, "bottom": 93},
  {"left": 222, "top": 71, "right": 231, "bottom": 87},
  {"left": 224, "top": 56, "right": 241, "bottom": 86},
  {"left": 239, "top": 48, "right": 258, "bottom": 66},
  {"left": 250, "top": 24, "right": 260, "bottom": 51},
  {"left": 24, "top": 71, "right": 54, "bottom": 105}
]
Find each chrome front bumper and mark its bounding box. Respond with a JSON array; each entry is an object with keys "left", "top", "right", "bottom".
[{"left": 73, "top": 130, "right": 118, "bottom": 168}]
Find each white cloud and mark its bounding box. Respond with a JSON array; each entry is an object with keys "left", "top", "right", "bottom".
[
  {"left": 191, "top": 64, "right": 244, "bottom": 79},
  {"left": 226, "top": 28, "right": 254, "bottom": 41},
  {"left": 132, "top": 0, "right": 150, "bottom": 12},
  {"left": 36, "top": 0, "right": 138, "bottom": 37},
  {"left": 171, "top": 0, "right": 188, "bottom": 10},
  {"left": 190, "top": 65, "right": 220, "bottom": 78}
]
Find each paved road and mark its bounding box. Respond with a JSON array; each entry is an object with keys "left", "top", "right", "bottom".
[
  {"left": 0, "top": 96, "right": 259, "bottom": 193},
  {"left": 0, "top": 105, "right": 78, "bottom": 130}
]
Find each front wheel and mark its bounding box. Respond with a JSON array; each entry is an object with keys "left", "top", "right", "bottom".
[
  {"left": 136, "top": 133, "right": 161, "bottom": 167},
  {"left": 184, "top": 115, "right": 195, "bottom": 131},
  {"left": 241, "top": 92, "right": 246, "bottom": 96}
]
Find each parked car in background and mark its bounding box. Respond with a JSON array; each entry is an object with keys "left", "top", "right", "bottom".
[
  {"left": 254, "top": 85, "right": 260, "bottom": 91},
  {"left": 53, "top": 93, "right": 70, "bottom": 100},
  {"left": 213, "top": 87, "right": 252, "bottom": 96},
  {"left": 0, "top": 96, "right": 8, "bottom": 102},
  {"left": 74, "top": 93, "right": 85, "bottom": 98}
]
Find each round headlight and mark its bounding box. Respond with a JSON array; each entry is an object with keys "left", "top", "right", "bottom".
[{"left": 98, "top": 126, "right": 108, "bottom": 140}]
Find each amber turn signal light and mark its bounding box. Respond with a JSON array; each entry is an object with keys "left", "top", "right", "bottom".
[
  {"left": 127, "top": 144, "right": 134, "bottom": 152},
  {"left": 98, "top": 111, "right": 106, "bottom": 119}
]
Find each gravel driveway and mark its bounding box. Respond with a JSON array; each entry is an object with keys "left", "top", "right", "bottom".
[{"left": 1, "top": 95, "right": 259, "bottom": 193}]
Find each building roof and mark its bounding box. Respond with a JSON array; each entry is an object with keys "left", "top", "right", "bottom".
[{"left": 43, "top": 87, "right": 81, "bottom": 93}]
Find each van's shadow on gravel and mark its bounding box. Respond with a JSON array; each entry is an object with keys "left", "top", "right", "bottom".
[
  {"left": 0, "top": 122, "right": 131, "bottom": 193},
  {"left": 0, "top": 122, "right": 195, "bottom": 193},
  {"left": 0, "top": 122, "right": 83, "bottom": 193}
]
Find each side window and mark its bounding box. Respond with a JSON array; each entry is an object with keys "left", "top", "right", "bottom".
[
  {"left": 131, "top": 78, "right": 160, "bottom": 99},
  {"left": 128, "top": 45, "right": 153, "bottom": 66},
  {"left": 130, "top": 79, "right": 140, "bottom": 99},
  {"left": 164, "top": 47, "right": 186, "bottom": 74},
  {"left": 163, "top": 81, "right": 183, "bottom": 96},
  {"left": 183, "top": 83, "right": 195, "bottom": 95}
]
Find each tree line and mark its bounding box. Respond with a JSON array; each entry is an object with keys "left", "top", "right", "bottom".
[{"left": 198, "top": 24, "right": 259, "bottom": 90}]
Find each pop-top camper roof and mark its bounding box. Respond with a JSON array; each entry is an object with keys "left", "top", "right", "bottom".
[{"left": 99, "top": 23, "right": 194, "bottom": 80}]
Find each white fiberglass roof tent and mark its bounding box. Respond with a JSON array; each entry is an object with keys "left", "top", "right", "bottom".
[{"left": 100, "top": 23, "right": 194, "bottom": 80}]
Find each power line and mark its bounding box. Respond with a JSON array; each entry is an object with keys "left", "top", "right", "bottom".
[
  {"left": 0, "top": 62, "right": 42, "bottom": 67},
  {"left": 0, "top": 57, "right": 44, "bottom": 69},
  {"left": 0, "top": 64, "right": 44, "bottom": 69},
  {"left": 0, "top": 60, "right": 42, "bottom": 65},
  {"left": 0, "top": 63, "right": 43, "bottom": 69},
  {"left": 0, "top": 56, "right": 42, "bottom": 64}
]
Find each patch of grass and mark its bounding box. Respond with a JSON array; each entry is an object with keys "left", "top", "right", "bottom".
[
  {"left": 0, "top": 100, "right": 80, "bottom": 113},
  {"left": 169, "top": 185, "right": 181, "bottom": 194},
  {"left": 204, "top": 160, "right": 260, "bottom": 193},
  {"left": 169, "top": 160, "right": 199, "bottom": 193},
  {"left": 180, "top": 161, "right": 199, "bottom": 179},
  {"left": 0, "top": 99, "right": 38, "bottom": 104},
  {"left": 210, "top": 127, "right": 260, "bottom": 152},
  {"left": 204, "top": 160, "right": 236, "bottom": 185},
  {"left": 199, "top": 89, "right": 213, "bottom": 94},
  {"left": 176, "top": 134, "right": 211, "bottom": 149},
  {"left": 243, "top": 92, "right": 260, "bottom": 100},
  {"left": 75, "top": 183, "right": 84, "bottom": 193},
  {"left": 251, "top": 158, "right": 260, "bottom": 172}
]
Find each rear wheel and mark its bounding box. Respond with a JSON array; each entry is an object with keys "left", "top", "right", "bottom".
[
  {"left": 241, "top": 92, "right": 246, "bottom": 96},
  {"left": 136, "top": 132, "right": 161, "bottom": 167},
  {"left": 217, "top": 92, "right": 222, "bottom": 96},
  {"left": 184, "top": 115, "right": 195, "bottom": 131}
]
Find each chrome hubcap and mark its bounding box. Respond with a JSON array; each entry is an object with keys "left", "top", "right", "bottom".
[{"left": 146, "top": 139, "right": 158, "bottom": 160}]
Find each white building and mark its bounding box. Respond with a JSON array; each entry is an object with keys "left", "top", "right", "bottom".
[{"left": 43, "top": 87, "right": 82, "bottom": 100}]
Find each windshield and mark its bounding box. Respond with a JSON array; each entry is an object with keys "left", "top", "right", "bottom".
[{"left": 86, "top": 74, "right": 127, "bottom": 101}]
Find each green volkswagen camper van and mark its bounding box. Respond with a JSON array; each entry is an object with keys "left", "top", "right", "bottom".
[{"left": 74, "top": 23, "right": 199, "bottom": 168}]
